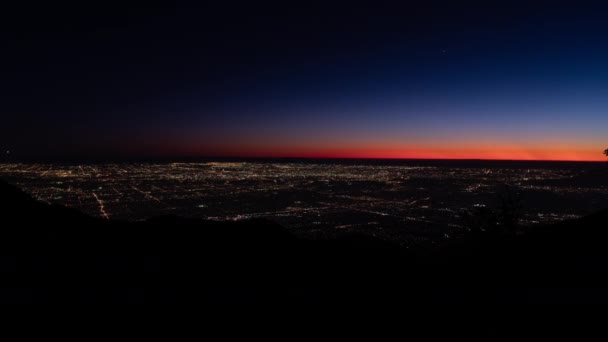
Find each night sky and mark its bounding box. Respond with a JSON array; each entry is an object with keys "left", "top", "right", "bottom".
[{"left": 2, "top": 1, "right": 607, "bottom": 161}]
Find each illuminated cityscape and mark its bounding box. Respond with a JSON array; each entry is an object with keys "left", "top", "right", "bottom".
[{"left": 1, "top": 160, "right": 606, "bottom": 243}]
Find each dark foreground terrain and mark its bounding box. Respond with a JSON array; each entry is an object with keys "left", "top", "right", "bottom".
[{"left": 1, "top": 179, "right": 608, "bottom": 337}]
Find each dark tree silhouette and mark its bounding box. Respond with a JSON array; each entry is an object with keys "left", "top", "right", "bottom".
[
  {"left": 604, "top": 148, "right": 608, "bottom": 158},
  {"left": 461, "top": 184, "right": 522, "bottom": 235}
]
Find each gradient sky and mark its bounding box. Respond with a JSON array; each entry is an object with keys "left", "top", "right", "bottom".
[{"left": 2, "top": 1, "right": 607, "bottom": 161}]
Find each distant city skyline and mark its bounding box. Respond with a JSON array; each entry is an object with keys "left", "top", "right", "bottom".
[{"left": 2, "top": 160, "right": 605, "bottom": 240}]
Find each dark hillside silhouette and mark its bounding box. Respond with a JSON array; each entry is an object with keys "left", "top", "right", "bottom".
[{"left": 1, "top": 179, "right": 608, "bottom": 337}]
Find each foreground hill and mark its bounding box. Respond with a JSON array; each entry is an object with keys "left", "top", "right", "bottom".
[
  {"left": 0, "top": 179, "right": 411, "bottom": 304},
  {"left": 1, "top": 179, "right": 608, "bottom": 337}
]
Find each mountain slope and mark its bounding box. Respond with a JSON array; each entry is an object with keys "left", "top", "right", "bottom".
[{"left": 1, "top": 179, "right": 608, "bottom": 338}]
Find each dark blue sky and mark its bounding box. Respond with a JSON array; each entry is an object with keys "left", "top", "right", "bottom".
[{"left": 2, "top": 1, "right": 607, "bottom": 160}]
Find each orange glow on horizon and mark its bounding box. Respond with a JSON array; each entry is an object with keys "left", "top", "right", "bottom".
[
  {"left": 168, "top": 142, "right": 606, "bottom": 162},
  {"left": 136, "top": 133, "right": 608, "bottom": 162}
]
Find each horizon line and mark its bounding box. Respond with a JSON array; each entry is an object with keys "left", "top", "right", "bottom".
[{"left": 4, "top": 155, "right": 606, "bottom": 163}]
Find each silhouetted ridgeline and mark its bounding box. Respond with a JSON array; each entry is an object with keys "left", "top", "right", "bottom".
[
  {"left": 0, "top": 179, "right": 410, "bottom": 304},
  {"left": 1, "top": 179, "right": 608, "bottom": 337}
]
